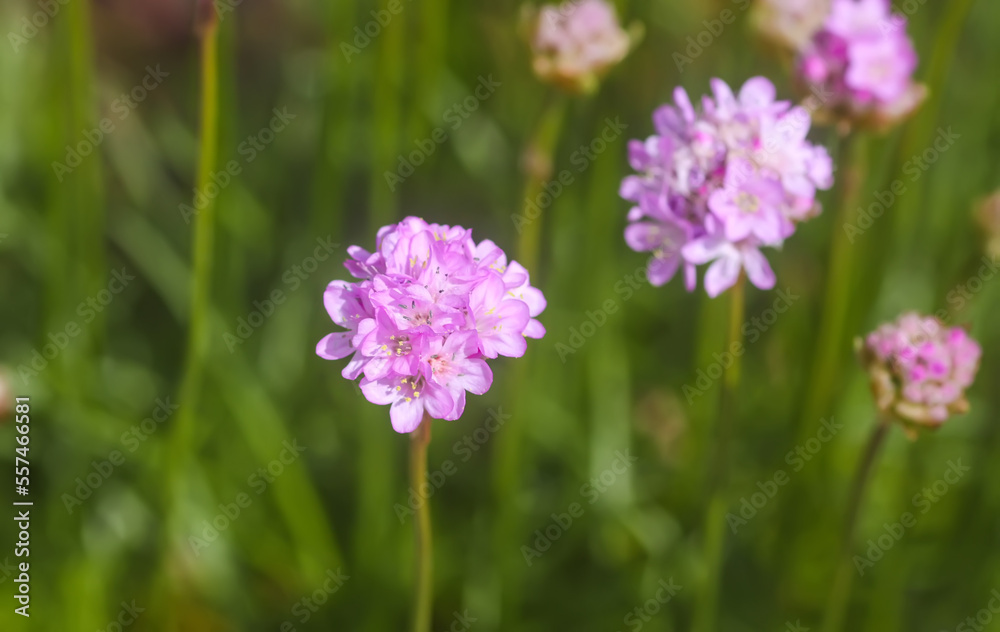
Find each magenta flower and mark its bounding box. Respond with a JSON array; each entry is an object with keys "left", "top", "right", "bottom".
[
  {"left": 858, "top": 312, "right": 981, "bottom": 435},
  {"left": 796, "top": 0, "right": 925, "bottom": 129},
  {"left": 317, "top": 217, "right": 545, "bottom": 433},
  {"left": 621, "top": 77, "right": 832, "bottom": 298},
  {"left": 528, "top": 0, "right": 633, "bottom": 94}
]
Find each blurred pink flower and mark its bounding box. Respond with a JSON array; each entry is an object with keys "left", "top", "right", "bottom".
[
  {"left": 621, "top": 77, "right": 832, "bottom": 298},
  {"left": 528, "top": 0, "right": 632, "bottom": 94},
  {"left": 859, "top": 312, "right": 981, "bottom": 435},
  {"left": 796, "top": 0, "right": 926, "bottom": 130}
]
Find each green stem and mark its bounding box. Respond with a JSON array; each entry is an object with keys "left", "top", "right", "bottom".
[
  {"left": 693, "top": 273, "right": 745, "bottom": 632},
  {"left": 411, "top": 415, "right": 434, "bottom": 632},
  {"left": 157, "top": 12, "right": 220, "bottom": 617},
  {"left": 168, "top": 9, "right": 220, "bottom": 465},
  {"left": 822, "top": 417, "right": 891, "bottom": 632},
  {"left": 515, "top": 95, "right": 568, "bottom": 273},
  {"left": 493, "top": 93, "right": 568, "bottom": 625},
  {"left": 890, "top": 0, "right": 975, "bottom": 253},
  {"left": 799, "top": 134, "right": 868, "bottom": 442},
  {"left": 65, "top": 0, "right": 104, "bottom": 342}
]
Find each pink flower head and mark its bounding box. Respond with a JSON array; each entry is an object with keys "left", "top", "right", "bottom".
[
  {"left": 796, "top": 0, "right": 926, "bottom": 130},
  {"left": 529, "top": 0, "right": 632, "bottom": 94},
  {"left": 859, "top": 312, "right": 981, "bottom": 435},
  {"left": 621, "top": 77, "right": 833, "bottom": 298},
  {"left": 317, "top": 217, "right": 546, "bottom": 433}
]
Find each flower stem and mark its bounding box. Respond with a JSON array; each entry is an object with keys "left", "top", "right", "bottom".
[
  {"left": 799, "top": 134, "right": 868, "bottom": 446},
  {"left": 411, "top": 414, "right": 434, "bottom": 632},
  {"left": 516, "top": 94, "right": 568, "bottom": 273},
  {"left": 153, "top": 10, "right": 219, "bottom": 626},
  {"left": 168, "top": 8, "right": 220, "bottom": 474},
  {"left": 693, "top": 273, "right": 745, "bottom": 632},
  {"left": 493, "top": 92, "right": 568, "bottom": 624},
  {"left": 822, "top": 416, "right": 891, "bottom": 632}
]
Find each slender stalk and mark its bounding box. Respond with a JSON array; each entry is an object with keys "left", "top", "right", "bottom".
[
  {"left": 492, "top": 93, "right": 568, "bottom": 625},
  {"left": 167, "top": 8, "right": 220, "bottom": 468},
  {"left": 693, "top": 273, "right": 746, "bottom": 632},
  {"left": 65, "top": 0, "right": 104, "bottom": 346},
  {"left": 822, "top": 416, "right": 892, "bottom": 632},
  {"left": 155, "top": 11, "right": 220, "bottom": 624},
  {"left": 799, "top": 134, "right": 869, "bottom": 443},
  {"left": 515, "top": 94, "right": 568, "bottom": 273},
  {"left": 410, "top": 415, "right": 434, "bottom": 632}
]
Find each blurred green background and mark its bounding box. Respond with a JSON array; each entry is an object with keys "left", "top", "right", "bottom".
[{"left": 1, "top": 0, "right": 998, "bottom": 630}]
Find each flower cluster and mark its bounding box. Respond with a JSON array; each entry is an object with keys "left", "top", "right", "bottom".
[
  {"left": 316, "top": 217, "right": 546, "bottom": 433},
  {"left": 620, "top": 76, "right": 833, "bottom": 297},
  {"left": 528, "top": 0, "right": 631, "bottom": 94},
  {"left": 859, "top": 312, "right": 981, "bottom": 434},
  {"left": 796, "top": 0, "right": 925, "bottom": 130},
  {"left": 752, "top": 0, "right": 830, "bottom": 52}
]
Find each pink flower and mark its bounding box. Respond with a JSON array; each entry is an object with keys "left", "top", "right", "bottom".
[
  {"left": 796, "top": 0, "right": 926, "bottom": 129},
  {"left": 621, "top": 77, "right": 832, "bottom": 297},
  {"left": 529, "top": 0, "right": 632, "bottom": 94},
  {"left": 858, "top": 312, "right": 981, "bottom": 435},
  {"left": 682, "top": 233, "right": 777, "bottom": 298},
  {"left": 317, "top": 218, "right": 545, "bottom": 433},
  {"left": 708, "top": 159, "right": 793, "bottom": 244}
]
